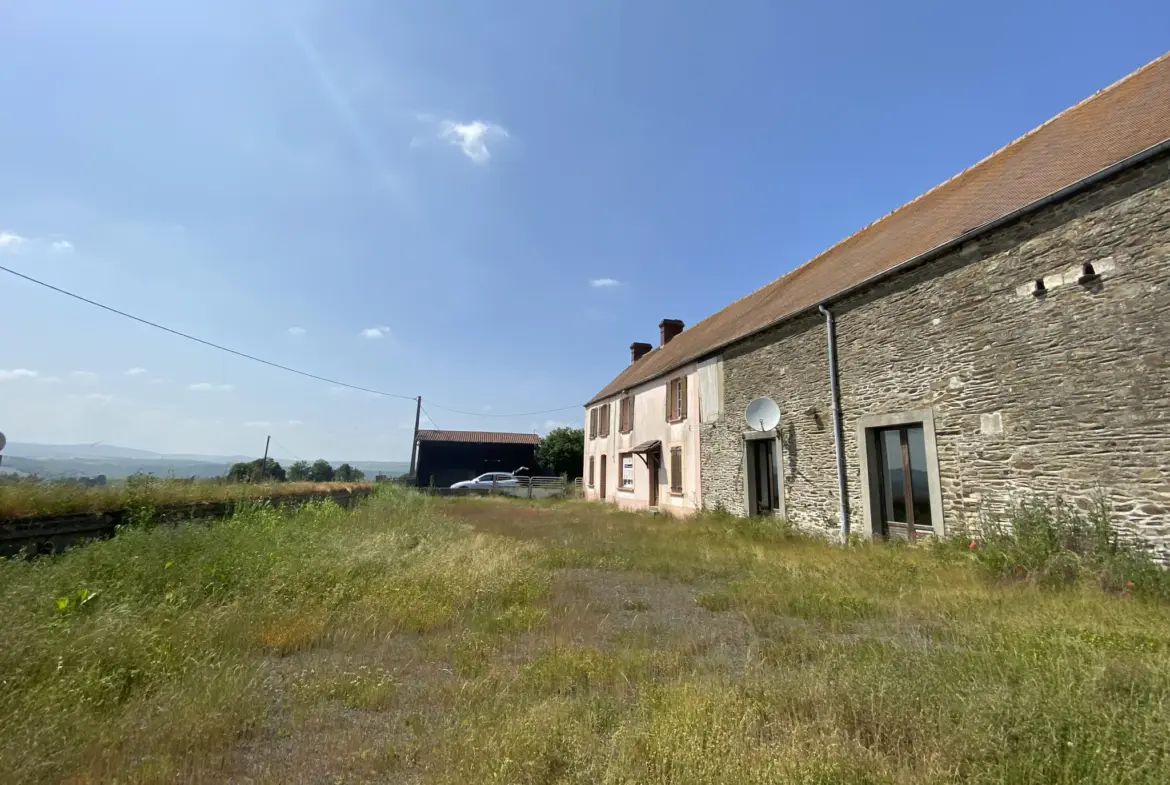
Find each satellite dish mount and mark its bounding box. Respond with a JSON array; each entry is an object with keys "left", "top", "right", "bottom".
[{"left": 745, "top": 398, "right": 781, "bottom": 433}]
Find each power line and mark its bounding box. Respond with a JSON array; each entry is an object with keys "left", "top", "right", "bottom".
[
  {"left": 270, "top": 438, "right": 303, "bottom": 462},
  {"left": 1, "top": 264, "right": 584, "bottom": 417},
  {"left": 0, "top": 263, "right": 416, "bottom": 402},
  {"left": 420, "top": 406, "right": 441, "bottom": 430},
  {"left": 427, "top": 402, "right": 583, "bottom": 417}
]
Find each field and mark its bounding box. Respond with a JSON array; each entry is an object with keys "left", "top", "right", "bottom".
[
  {"left": 2, "top": 489, "right": 1169, "bottom": 784},
  {"left": 0, "top": 476, "right": 374, "bottom": 519}
]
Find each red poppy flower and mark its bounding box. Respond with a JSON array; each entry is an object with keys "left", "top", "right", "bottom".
[{"left": 969, "top": 541, "right": 977, "bottom": 549}]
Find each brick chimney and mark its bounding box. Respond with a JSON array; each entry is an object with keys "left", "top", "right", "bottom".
[
  {"left": 630, "top": 342, "right": 652, "bottom": 363},
  {"left": 659, "top": 319, "right": 684, "bottom": 347}
]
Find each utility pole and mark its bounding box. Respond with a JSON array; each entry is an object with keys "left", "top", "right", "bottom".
[
  {"left": 259, "top": 435, "right": 271, "bottom": 482},
  {"left": 408, "top": 395, "right": 422, "bottom": 480}
]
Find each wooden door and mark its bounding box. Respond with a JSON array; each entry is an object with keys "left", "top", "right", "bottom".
[{"left": 752, "top": 440, "right": 778, "bottom": 515}]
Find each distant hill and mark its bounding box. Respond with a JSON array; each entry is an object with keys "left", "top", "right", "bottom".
[
  {"left": 1, "top": 442, "right": 409, "bottom": 481},
  {"left": 5, "top": 442, "right": 164, "bottom": 460},
  {"left": 337, "top": 461, "right": 411, "bottom": 478},
  {"left": 0, "top": 455, "right": 231, "bottom": 480}
]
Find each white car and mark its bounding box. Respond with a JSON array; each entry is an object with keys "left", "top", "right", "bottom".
[{"left": 450, "top": 472, "right": 519, "bottom": 490}]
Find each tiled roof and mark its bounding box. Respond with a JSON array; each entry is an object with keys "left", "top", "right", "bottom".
[
  {"left": 416, "top": 430, "right": 542, "bottom": 445},
  {"left": 588, "top": 51, "right": 1170, "bottom": 405}
]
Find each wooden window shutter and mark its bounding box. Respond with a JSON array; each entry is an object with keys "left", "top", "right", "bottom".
[
  {"left": 588, "top": 456, "right": 595, "bottom": 487},
  {"left": 589, "top": 408, "right": 597, "bottom": 438},
  {"left": 665, "top": 382, "right": 672, "bottom": 422},
  {"left": 670, "top": 447, "right": 683, "bottom": 493},
  {"left": 680, "top": 377, "right": 688, "bottom": 420}
]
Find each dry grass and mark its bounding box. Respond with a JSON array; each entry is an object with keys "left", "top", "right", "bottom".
[
  {"left": 2, "top": 491, "right": 1169, "bottom": 784},
  {"left": 0, "top": 476, "right": 373, "bottom": 519}
]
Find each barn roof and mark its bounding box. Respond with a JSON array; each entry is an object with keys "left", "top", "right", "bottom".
[
  {"left": 588, "top": 51, "right": 1170, "bottom": 405},
  {"left": 415, "top": 430, "right": 542, "bottom": 446}
]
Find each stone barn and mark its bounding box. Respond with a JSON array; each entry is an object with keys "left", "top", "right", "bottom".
[{"left": 585, "top": 52, "right": 1170, "bottom": 560}]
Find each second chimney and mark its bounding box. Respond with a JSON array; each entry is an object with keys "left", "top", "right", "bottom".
[
  {"left": 630, "top": 342, "right": 652, "bottom": 363},
  {"left": 659, "top": 319, "right": 684, "bottom": 347}
]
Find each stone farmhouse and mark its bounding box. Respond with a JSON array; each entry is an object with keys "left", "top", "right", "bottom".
[{"left": 584, "top": 52, "right": 1170, "bottom": 559}]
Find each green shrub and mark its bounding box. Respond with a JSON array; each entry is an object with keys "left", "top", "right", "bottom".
[{"left": 966, "top": 496, "right": 1170, "bottom": 599}]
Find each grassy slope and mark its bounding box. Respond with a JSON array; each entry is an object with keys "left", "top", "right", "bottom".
[
  {"left": 2, "top": 491, "right": 1168, "bottom": 784},
  {"left": 0, "top": 478, "right": 373, "bottom": 519}
]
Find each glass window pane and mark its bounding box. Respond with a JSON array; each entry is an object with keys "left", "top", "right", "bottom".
[
  {"left": 880, "top": 430, "right": 906, "bottom": 523},
  {"left": 906, "top": 426, "right": 932, "bottom": 529}
]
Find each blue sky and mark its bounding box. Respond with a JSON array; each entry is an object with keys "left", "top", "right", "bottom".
[{"left": 1, "top": 0, "right": 1167, "bottom": 461}]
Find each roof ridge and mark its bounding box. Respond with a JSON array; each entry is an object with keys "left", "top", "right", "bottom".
[{"left": 653, "top": 51, "right": 1170, "bottom": 349}]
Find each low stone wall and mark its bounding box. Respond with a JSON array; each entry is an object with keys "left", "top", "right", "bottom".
[{"left": 0, "top": 487, "right": 372, "bottom": 557}]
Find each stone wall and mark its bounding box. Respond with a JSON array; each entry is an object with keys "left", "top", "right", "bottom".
[{"left": 702, "top": 151, "right": 1170, "bottom": 560}]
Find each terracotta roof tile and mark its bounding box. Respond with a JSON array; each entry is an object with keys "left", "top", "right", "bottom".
[
  {"left": 589, "top": 52, "right": 1170, "bottom": 405},
  {"left": 416, "top": 430, "right": 542, "bottom": 445}
]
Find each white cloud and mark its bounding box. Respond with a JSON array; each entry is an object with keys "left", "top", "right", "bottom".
[
  {"left": 40, "top": 376, "right": 62, "bottom": 384},
  {"left": 361, "top": 325, "right": 390, "bottom": 339},
  {"left": 244, "top": 420, "right": 272, "bottom": 428},
  {"left": 287, "top": 326, "right": 306, "bottom": 337},
  {"left": 543, "top": 419, "right": 571, "bottom": 433},
  {"left": 0, "top": 231, "right": 26, "bottom": 250},
  {"left": 287, "top": 419, "right": 304, "bottom": 426},
  {"left": 0, "top": 232, "right": 74, "bottom": 254},
  {"left": 86, "top": 393, "right": 114, "bottom": 404},
  {"left": 188, "top": 382, "right": 234, "bottom": 392},
  {"left": 438, "top": 119, "right": 509, "bottom": 164},
  {"left": 590, "top": 278, "right": 621, "bottom": 288},
  {"left": 0, "top": 368, "right": 38, "bottom": 381},
  {"left": 71, "top": 370, "right": 98, "bottom": 383},
  {"left": 124, "top": 367, "right": 148, "bottom": 376}
]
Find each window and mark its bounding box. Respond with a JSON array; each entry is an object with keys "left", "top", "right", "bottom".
[
  {"left": 857, "top": 409, "right": 943, "bottom": 540},
  {"left": 666, "top": 376, "right": 688, "bottom": 422},
  {"left": 598, "top": 403, "right": 611, "bottom": 437},
  {"left": 670, "top": 447, "right": 683, "bottom": 494},
  {"left": 619, "top": 395, "right": 634, "bottom": 433},
  {"left": 588, "top": 456, "right": 595, "bottom": 487},
  {"left": 620, "top": 453, "right": 634, "bottom": 489},
  {"left": 589, "top": 407, "right": 598, "bottom": 439},
  {"left": 875, "top": 425, "right": 932, "bottom": 538}
]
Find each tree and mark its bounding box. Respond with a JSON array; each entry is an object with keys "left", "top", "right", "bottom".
[
  {"left": 227, "top": 458, "right": 286, "bottom": 483},
  {"left": 334, "top": 463, "right": 366, "bottom": 482},
  {"left": 309, "top": 459, "right": 334, "bottom": 482},
  {"left": 537, "top": 427, "right": 585, "bottom": 479},
  {"left": 288, "top": 460, "right": 311, "bottom": 482}
]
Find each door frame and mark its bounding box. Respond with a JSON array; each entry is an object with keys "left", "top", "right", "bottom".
[
  {"left": 856, "top": 408, "right": 945, "bottom": 538},
  {"left": 742, "top": 429, "right": 784, "bottom": 518}
]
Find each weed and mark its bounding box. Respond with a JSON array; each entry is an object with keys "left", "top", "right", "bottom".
[{"left": 3, "top": 490, "right": 1169, "bottom": 784}]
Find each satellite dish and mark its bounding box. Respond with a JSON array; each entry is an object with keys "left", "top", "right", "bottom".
[{"left": 745, "top": 398, "right": 780, "bottom": 432}]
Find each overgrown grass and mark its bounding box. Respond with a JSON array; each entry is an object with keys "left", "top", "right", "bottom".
[
  {"left": 0, "top": 474, "right": 373, "bottom": 519},
  {"left": 2, "top": 491, "right": 1169, "bottom": 784},
  {"left": 953, "top": 496, "right": 1170, "bottom": 600}
]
